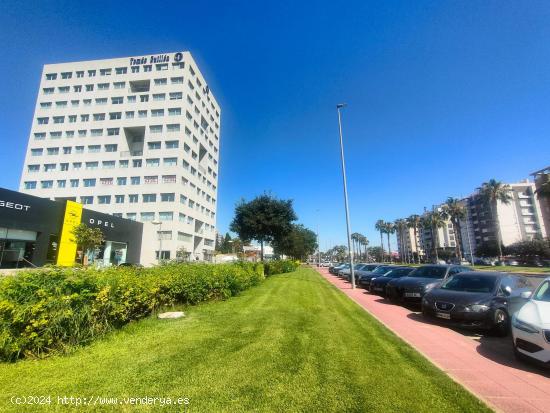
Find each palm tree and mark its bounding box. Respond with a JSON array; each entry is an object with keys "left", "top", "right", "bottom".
[
  {"left": 383, "top": 222, "right": 395, "bottom": 262},
  {"left": 360, "top": 235, "right": 369, "bottom": 261},
  {"left": 535, "top": 175, "right": 550, "bottom": 199},
  {"left": 375, "top": 220, "right": 386, "bottom": 260},
  {"left": 394, "top": 219, "right": 408, "bottom": 263},
  {"left": 441, "top": 197, "right": 466, "bottom": 260},
  {"left": 423, "top": 211, "right": 445, "bottom": 262},
  {"left": 407, "top": 214, "right": 421, "bottom": 263},
  {"left": 351, "top": 232, "right": 361, "bottom": 260},
  {"left": 477, "top": 179, "right": 513, "bottom": 261}
]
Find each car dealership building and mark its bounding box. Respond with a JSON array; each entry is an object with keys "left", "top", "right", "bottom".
[{"left": 0, "top": 187, "right": 142, "bottom": 268}]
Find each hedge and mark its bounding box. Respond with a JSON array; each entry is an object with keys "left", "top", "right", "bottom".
[
  {"left": 264, "top": 259, "right": 300, "bottom": 276},
  {"left": 0, "top": 261, "right": 272, "bottom": 361}
]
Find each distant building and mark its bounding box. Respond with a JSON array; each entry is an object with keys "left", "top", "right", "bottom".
[{"left": 531, "top": 166, "right": 550, "bottom": 237}]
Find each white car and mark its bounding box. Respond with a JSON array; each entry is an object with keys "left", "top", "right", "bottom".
[{"left": 512, "top": 277, "right": 550, "bottom": 365}]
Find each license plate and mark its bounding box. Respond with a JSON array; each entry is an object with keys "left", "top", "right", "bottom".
[
  {"left": 404, "top": 292, "right": 421, "bottom": 298},
  {"left": 373, "top": 287, "right": 383, "bottom": 291},
  {"left": 436, "top": 312, "right": 451, "bottom": 320}
]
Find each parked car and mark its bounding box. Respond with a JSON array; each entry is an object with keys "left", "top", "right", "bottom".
[
  {"left": 329, "top": 263, "right": 347, "bottom": 274},
  {"left": 370, "top": 267, "right": 416, "bottom": 297},
  {"left": 339, "top": 263, "right": 368, "bottom": 278},
  {"left": 422, "top": 272, "right": 533, "bottom": 336},
  {"left": 345, "top": 263, "right": 381, "bottom": 282},
  {"left": 319, "top": 261, "right": 333, "bottom": 267},
  {"left": 357, "top": 265, "right": 396, "bottom": 289},
  {"left": 386, "top": 265, "right": 471, "bottom": 304},
  {"left": 512, "top": 277, "right": 550, "bottom": 364}
]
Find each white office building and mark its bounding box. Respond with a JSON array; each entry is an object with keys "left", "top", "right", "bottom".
[{"left": 19, "top": 51, "right": 221, "bottom": 265}]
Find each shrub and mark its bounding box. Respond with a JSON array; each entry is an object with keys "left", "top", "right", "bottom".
[
  {"left": 0, "top": 262, "right": 266, "bottom": 362},
  {"left": 264, "top": 259, "right": 300, "bottom": 276}
]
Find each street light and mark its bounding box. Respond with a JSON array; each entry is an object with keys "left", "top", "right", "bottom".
[
  {"left": 152, "top": 221, "right": 162, "bottom": 263},
  {"left": 336, "top": 103, "right": 356, "bottom": 289}
]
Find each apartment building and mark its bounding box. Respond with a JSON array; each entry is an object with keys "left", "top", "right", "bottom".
[
  {"left": 531, "top": 166, "right": 550, "bottom": 237},
  {"left": 418, "top": 206, "right": 457, "bottom": 260},
  {"left": 395, "top": 226, "right": 424, "bottom": 262},
  {"left": 464, "top": 180, "right": 547, "bottom": 253},
  {"left": 19, "top": 51, "right": 220, "bottom": 265}
]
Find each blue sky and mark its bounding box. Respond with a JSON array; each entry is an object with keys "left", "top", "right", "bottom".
[{"left": 1, "top": 1, "right": 550, "bottom": 251}]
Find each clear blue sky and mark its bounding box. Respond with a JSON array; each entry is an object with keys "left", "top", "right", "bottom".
[{"left": 1, "top": 1, "right": 550, "bottom": 252}]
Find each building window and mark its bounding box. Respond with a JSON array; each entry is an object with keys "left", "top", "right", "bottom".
[
  {"left": 24, "top": 181, "right": 37, "bottom": 189},
  {"left": 91, "top": 129, "right": 103, "bottom": 137},
  {"left": 144, "top": 175, "right": 158, "bottom": 184},
  {"left": 115, "top": 195, "right": 124, "bottom": 204},
  {"left": 60, "top": 163, "right": 69, "bottom": 171},
  {"left": 171, "top": 77, "right": 183, "bottom": 84},
  {"left": 28, "top": 164, "right": 40, "bottom": 173},
  {"left": 88, "top": 145, "right": 101, "bottom": 153},
  {"left": 117, "top": 177, "right": 127, "bottom": 186},
  {"left": 34, "top": 132, "right": 46, "bottom": 140},
  {"left": 159, "top": 212, "right": 173, "bottom": 221},
  {"left": 125, "top": 111, "right": 134, "bottom": 119},
  {"left": 93, "top": 113, "right": 105, "bottom": 121},
  {"left": 143, "top": 194, "right": 157, "bottom": 203},
  {"left": 162, "top": 175, "right": 177, "bottom": 183},
  {"left": 81, "top": 196, "right": 93, "bottom": 205},
  {"left": 161, "top": 193, "right": 175, "bottom": 202},
  {"left": 100, "top": 178, "right": 113, "bottom": 186},
  {"left": 105, "top": 144, "right": 118, "bottom": 152},
  {"left": 138, "top": 110, "right": 147, "bottom": 118},
  {"left": 129, "top": 194, "right": 138, "bottom": 203},
  {"left": 57, "top": 180, "right": 66, "bottom": 188},
  {"left": 83, "top": 179, "right": 96, "bottom": 187},
  {"left": 44, "top": 163, "right": 56, "bottom": 172},
  {"left": 151, "top": 109, "right": 164, "bottom": 117},
  {"left": 126, "top": 213, "right": 137, "bottom": 220},
  {"left": 41, "top": 180, "right": 53, "bottom": 189},
  {"left": 37, "top": 117, "right": 49, "bottom": 125},
  {"left": 85, "top": 162, "right": 98, "bottom": 170},
  {"left": 153, "top": 94, "right": 166, "bottom": 101},
  {"left": 168, "top": 108, "right": 181, "bottom": 116},
  {"left": 119, "top": 160, "right": 129, "bottom": 168},
  {"left": 163, "top": 157, "right": 177, "bottom": 166},
  {"left": 102, "top": 161, "right": 116, "bottom": 169},
  {"left": 50, "top": 132, "right": 62, "bottom": 139},
  {"left": 131, "top": 66, "right": 140, "bottom": 73},
  {"left": 100, "top": 68, "right": 112, "bottom": 76},
  {"left": 98, "top": 195, "right": 111, "bottom": 204},
  {"left": 144, "top": 65, "right": 152, "bottom": 72},
  {"left": 146, "top": 158, "right": 160, "bottom": 167},
  {"left": 72, "top": 162, "right": 82, "bottom": 170},
  {"left": 178, "top": 232, "right": 192, "bottom": 242},
  {"left": 169, "top": 92, "right": 182, "bottom": 100},
  {"left": 76, "top": 71, "right": 84, "bottom": 78},
  {"left": 130, "top": 176, "right": 141, "bottom": 185},
  {"left": 31, "top": 148, "right": 43, "bottom": 156},
  {"left": 116, "top": 67, "right": 127, "bottom": 75},
  {"left": 114, "top": 81, "right": 125, "bottom": 89},
  {"left": 148, "top": 141, "right": 161, "bottom": 150},
  {"left": 75, "top": 146, "right": 84, "bottom": 154},
  {"left": 167, "top": 124, "right": 180, "bottom": 132},
  {"left": 112, "top": 96, "right": 123, "bottom": 105},
  {"left": 40, "top": 102, "right": 52, "bottom": 109},
  {"left": 46, "top": 73, "right": 57, "bottom": 80},
  {"left": 140, "top": 212, "right": 155, "bottom": 221},
  {"left": 156, "top": 64, "right": 168, "bottom": 71},
  {"left": 128, "top": 95, "right": 137, "bottom": 103}
]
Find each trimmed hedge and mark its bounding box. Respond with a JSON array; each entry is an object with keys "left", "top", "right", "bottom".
[
  {"left": 0, "top": 262, "right": 265, "bottom": 361},
  {"left": 264, "top": 259, "right": 300, "bottom": 276}
]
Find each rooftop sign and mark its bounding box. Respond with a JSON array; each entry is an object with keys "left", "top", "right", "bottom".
[{"left": 130, "top": 52, "right": 183, "bottom": 66}]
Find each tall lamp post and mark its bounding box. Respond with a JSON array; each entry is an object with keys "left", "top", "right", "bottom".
[
  {"left": 152, "top": 221, "right": 162, "bottom": 264},
  {"left": 336, "top": 103, "right": 356, "bottom": 289}
]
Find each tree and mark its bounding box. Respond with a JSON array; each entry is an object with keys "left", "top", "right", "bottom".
[
  {"left": 506, "top": 238, "right": 550, "bottom": 261},
  {"left": 368, "top": 246, "right": 384, "bottom": 262},
  {"left": 229, "top": 194, "right": 297, "bottom": 261},
  {"left": 441, "top": 197, "right": 466, "bottom": 260},
  {"left": 477, "top": 179, "right": 513, "bottom": 261},
  {"left": 272, "top": 224, "right": 318, "bottom": 261},
  {"left": 351, "top": 232, "right": 360, "bottom": 260},
  {"left": 375, "top": 220, "right": 386, "bottom": 259},
  {"left": 327, "top": 245, "right": 348, "bottom": 262},
  {"left": 359, "top": 234, "right": 369, "bottom": 261},
  {"left": 383, "top": 222, "right": 395, "bottom": 262},
  {"left": 475, "top": 240, "right": 501, "bottom": 258},
  {"left": 71, "top": 223, "right": 104, "bottom": 265},
  {"left": 423, "top": 212, "right": 445, "bottom": 262},
  {"left": 176, "top": 246, "right": 190, "bottom": 261},
  {"left": 407, "top": 214, "right": 421, "bottom": 263},
  {"left": 394, "top": 219, "right": 408, "bottom": 263},
  {"left": 535, "top": 175, "right": 550, "bottom": 199}
]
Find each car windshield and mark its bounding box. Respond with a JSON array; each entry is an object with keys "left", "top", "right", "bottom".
[
  {"left": 362, "top": 265, "right": 379, "bottom": 271},
  {"left": 440, "top": 275, "right": 497, "bottom": 293},
  {"left": 372, "top": 266, "right": 392, "bottom": 275},
  {"left": 534, "top": 281, "right": 550, "bottom": 302},
  {"left": 353, "top": 264, "right": 364, "bottom": 269},
  {"left": 387, "top": 268, "right": 414, "bottom": 278},
  {"left": 409, "top": 266, "right": 447, "bottom": 279}
]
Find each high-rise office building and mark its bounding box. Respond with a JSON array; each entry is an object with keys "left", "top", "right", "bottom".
[{"left": 19, "top": 51, "right": 220, "bottom": 264}]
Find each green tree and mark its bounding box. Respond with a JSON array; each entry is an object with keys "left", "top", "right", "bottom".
[
  {"left": 368, "top": 246, "right": 384, "bottom": 262},
  {"left": 506, "top": 238, "right": 550, "bottom": 260},
  {"left": 477, "top": 179, "right": 513, "bottom": 261},
  {"left": 535, "top": 174, "right": 550, "bottom": 199},
  {"left": 375, "top": 220, "right": 386, "bottom": 259},
  {"left": 328, "top": 245, "right": 348, "bottom": 262},
  {"left": 394, "top": 219, "right": 408, "bottom": 263},
  {"left": 423, "top": 212, "right": 445, "bottom": 262},
  {"left": 441, "top": 197, "right": 466, "bottom": 260},
  {"left": 71, "top": 223, "right": 104, "bottom": 265},
  {"left": 407, "top": 214, "right": 421, "bottom": 263},
  {"left": 229, "top": 194, "right": 297, "bottom": 261},
  {"left": 272, "top": 224, "right": 318, "bottom": 261}
]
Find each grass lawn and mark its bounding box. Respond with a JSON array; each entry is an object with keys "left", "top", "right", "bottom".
[{"left": 0, "top": 267, "right": 489, "bottom": 412}]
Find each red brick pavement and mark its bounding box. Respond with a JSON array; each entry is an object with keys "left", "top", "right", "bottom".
[{"left": 315, "top": 267, "right": 550, "bottom": 413}]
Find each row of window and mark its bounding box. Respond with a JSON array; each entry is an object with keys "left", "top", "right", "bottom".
[
  {"left": 45, "top": 63, "right": 185, "bottom": 81},
  {"left": 37, "top": 109, "right": 188, "bottom": 124}
]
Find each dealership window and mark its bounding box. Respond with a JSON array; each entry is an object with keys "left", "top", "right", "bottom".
[
  {"left": 83, "top": 179, "right": 96, "bottom": 187},
  {"left": 98, "top": 195, "right": 111, "bottom": 204},
  {"left": 57, "top": 180, "right": 66, "bottom": 188},
  {"left": 128, "top": 194, "right": 138, "bottom": 203},
  {"left": 143, "top": 194, "right": 156, "bottom": 203},
  {"left": 161, "top": 193, "right": 175, "bottom": 202},
  {"left": 115, "top": 195, "right": 124, "bottom": 204},
  {"left": 140, "top": 212, "right": 155, "bottom": 221},
  {"left": 24, "top": 181, "right": 36, "bottom": 189},
  {"left": 41, "top": 180, "right": 53, "bottom": 189},
  {"left": 157, "top": 231, "right": 172, "bottom": 241},
  {"left": 117, "top": 177, "right": 127, "bottom": 186}
]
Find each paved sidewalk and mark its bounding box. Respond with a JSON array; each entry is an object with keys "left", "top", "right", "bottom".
[{"left": 316, "top": 267, "right": 550, "bottom": 413}]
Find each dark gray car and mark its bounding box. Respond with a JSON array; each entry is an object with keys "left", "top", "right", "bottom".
[
  {"left": 421, "top": 272, "right": 533, "bottom": 336},
  {"left": 357, "top": 265, "right": 397, "bottom": 289},
  {"left": 386, "top": 265, "right": 471, "bottom": 304}
]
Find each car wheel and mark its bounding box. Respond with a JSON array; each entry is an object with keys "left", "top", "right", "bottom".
[{"left": 491, "top": 309, "right": 509, "bottom": 337}]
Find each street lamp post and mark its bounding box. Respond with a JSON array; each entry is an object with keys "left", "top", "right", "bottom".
[
  {"left": 152, "top": 221, "right": 162, "bottom": 263},
  {"left": 336, "top": 103, "right": 356, "bottom": 289}
]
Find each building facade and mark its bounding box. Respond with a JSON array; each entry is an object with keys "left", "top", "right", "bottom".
[
  {"left": 19, "top": 51, "right": 220, "bottom": 265},
  {"left": 531, "top": 166, "right": 550, "bottom": 237}
]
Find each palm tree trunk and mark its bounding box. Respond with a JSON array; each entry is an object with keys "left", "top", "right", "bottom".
[
  {"left": 413, "top": 227, "right": 419, "bottom": 263},
  {"left": 386, "top": 233, "right": 392, "bottom": 263},
  {"left": 380, "top": 231, "right": 384, "bottom": 259},
  {"left": 453, "top": 219, "right": 463, "bottom": 260},
  {"left": 432, "top": 226, "right": 439, "bottom": 261}
]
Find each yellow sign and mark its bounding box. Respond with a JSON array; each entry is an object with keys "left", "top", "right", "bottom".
[{"left": 56, "top": 201, "right": 83, "bottom": 266}]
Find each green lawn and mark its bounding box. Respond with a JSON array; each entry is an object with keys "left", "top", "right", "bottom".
[{"left": 0, "top": 267, "right": 489, "bottom": 412}]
